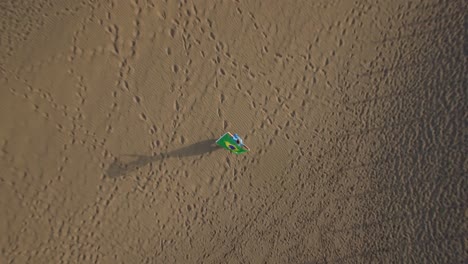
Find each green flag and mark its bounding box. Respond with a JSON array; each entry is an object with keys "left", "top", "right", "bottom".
[{"left": 216, "top": 132, "right": 250, "bottom": 154}]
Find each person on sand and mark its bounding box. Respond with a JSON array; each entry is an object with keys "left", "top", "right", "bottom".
[{"left": 232, "top": 133, "right": 244, "bottom": 146}]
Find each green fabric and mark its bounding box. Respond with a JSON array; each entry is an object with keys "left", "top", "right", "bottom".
[{"left": 216, "top": 132, "right": 249, "bottom": 154}]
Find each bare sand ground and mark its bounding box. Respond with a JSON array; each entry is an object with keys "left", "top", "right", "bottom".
[{"left": 0, "top": 0, "right": 466, "bottom": 263}]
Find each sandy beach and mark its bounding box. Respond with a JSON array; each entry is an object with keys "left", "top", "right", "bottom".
[{"left": 0, "top": 0, "right": 466, "bottom": 263}]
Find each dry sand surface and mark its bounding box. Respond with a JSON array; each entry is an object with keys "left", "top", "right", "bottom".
[{"left": 0, "top": 0, "right": 466, "bottom": 263}]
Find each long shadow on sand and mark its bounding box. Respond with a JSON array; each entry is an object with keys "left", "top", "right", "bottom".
[{"left": 106, "top": 139, "right": 221, "bottom": 178}]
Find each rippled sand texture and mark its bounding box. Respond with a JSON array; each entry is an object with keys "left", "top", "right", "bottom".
[{"left": 0, "top": 0, "right": 465, "bottom": 263}]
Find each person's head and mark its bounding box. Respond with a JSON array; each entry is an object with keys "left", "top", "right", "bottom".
[{"left": 233, "top": 133, "right": 243, "bottom": 145}]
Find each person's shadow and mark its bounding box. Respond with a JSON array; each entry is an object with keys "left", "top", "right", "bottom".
[{"left": 105, "top": 139, "right": 221, "bottom": 178}]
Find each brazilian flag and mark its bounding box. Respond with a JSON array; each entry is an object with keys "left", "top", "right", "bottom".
[{"left": 216, "top": 132, "right": 250, "bottom": 154}]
